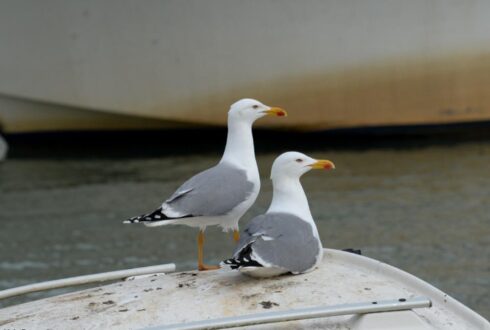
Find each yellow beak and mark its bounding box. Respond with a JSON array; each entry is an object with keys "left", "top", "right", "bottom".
[
  {"left": 264, "top": 107, "right": 287, "bottom": 117},
  {"left": 309, "top": 159, "right": 335, "bottom": 170}
]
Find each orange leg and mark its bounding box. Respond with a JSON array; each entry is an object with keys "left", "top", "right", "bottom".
[
  {"left": 197, "top": 230, "right": 219, "bottom": 271},
  {"left": 233, "top": 229, "right": 240, "bottom": 243}
]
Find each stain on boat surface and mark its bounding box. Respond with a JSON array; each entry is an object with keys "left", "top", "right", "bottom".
[{"left": 0, "top": 249, "right": 485, "bottom": 329}]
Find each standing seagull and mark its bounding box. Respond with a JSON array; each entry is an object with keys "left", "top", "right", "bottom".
[
  {"left": 124, "top": 99, "right": 286, "bottom": 270},
  {"left": 222, "top": 152, "right": 335, "bottom": 277}
]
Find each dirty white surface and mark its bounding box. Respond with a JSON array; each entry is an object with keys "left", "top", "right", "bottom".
[{"left": 0, "top": 249, "right": 487, "bottom": 329}]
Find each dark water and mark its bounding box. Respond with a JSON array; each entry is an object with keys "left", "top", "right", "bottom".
[{"left": 0, "top": 141, "right": 489, "bottom": 318}]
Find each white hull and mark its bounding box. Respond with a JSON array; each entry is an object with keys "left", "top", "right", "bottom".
[
  {"left": 2, "top": 1, "right": 490, "bottom": 132},
  {"left": 0, "top": 249, "right": 487, "bottom": 329}
]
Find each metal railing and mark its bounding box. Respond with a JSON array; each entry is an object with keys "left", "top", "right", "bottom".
[
  {"left": 0, "top": 263, "right": 176, "bottom": 300},
  {"left": 148, "top": 297, "right": 431, "bottom": 330}
]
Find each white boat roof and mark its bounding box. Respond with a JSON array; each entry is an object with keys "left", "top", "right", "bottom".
[{"left": 0, "top": 249, "right": 487, "bottom": 329}]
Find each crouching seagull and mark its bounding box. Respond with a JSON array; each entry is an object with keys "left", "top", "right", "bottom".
[{"left": 222, "top": 152, "right": 335, "bottom": 277}]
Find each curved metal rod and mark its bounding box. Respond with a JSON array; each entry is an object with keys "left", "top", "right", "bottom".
[
  {"left": 149, "top": 297, "right": 431, "bottom": 330},
  {"left": 0, "top": 263, "right": 176, "bottom": 300}
]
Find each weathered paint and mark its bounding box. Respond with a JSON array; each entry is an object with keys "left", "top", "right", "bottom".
[{"left": 0, "top": 249, "right": 487, "bottom": 329}]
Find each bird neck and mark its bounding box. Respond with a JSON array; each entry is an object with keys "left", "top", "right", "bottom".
[
  {"left": 267, "top": 176, "right": 313, "bottom": 222},
  {"left": 220, "top": 117, "right": 256, "bottom": 170}
]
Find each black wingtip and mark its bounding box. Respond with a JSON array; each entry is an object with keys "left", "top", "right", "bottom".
[
  {"left": 221, "top": 256, "right": 263, "bottom": 270},
  {"left": 124, "top": 207, "right": 168, "bottom": 224},
  {"left": 221, "top": 258, "right": 241, "bottom": 270},
  {"left": 222, "top": 244, "right": 263, "bottom": 270}
]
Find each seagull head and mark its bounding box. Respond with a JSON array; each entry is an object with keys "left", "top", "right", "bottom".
[
  {"left": 271, "top": 151, "right": 335, "bottom": 180},
  {"left": 228, "top": 98, "right": 287, "bottom": 124}
]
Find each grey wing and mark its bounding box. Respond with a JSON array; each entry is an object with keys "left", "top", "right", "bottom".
[
  {"left": 233, "top": 213, "right": 320, "bottom": 273},
  {"left": 233, "top": 214, "right": 267, "bottom": 254},
  {"left": 163, "top": 162, "right": 255, "bottom": 218}
]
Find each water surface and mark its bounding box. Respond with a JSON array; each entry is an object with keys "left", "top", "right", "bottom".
[{"left": 0, "top": 142, "right": 489, "bottom": 318}]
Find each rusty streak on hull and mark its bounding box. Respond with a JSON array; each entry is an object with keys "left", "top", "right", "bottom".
[{"left": 2, "top": 53, "right": 490, "bottom": 133}]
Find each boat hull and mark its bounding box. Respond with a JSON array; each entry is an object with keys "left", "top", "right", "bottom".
[{"left": 2, "top": 1, "right": 490, "bottom": 132}]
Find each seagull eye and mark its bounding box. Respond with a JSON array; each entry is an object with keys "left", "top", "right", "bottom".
[
  {"left": 252, "top": 105, "right": 259, "bottom": 109},
  {"left": 296, "top": 159, "right": 303, "bottom": 163}
]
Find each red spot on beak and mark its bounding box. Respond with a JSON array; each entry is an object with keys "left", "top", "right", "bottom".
[{"left": 277, "top": 111, "right": 285, "bottom": 117}]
